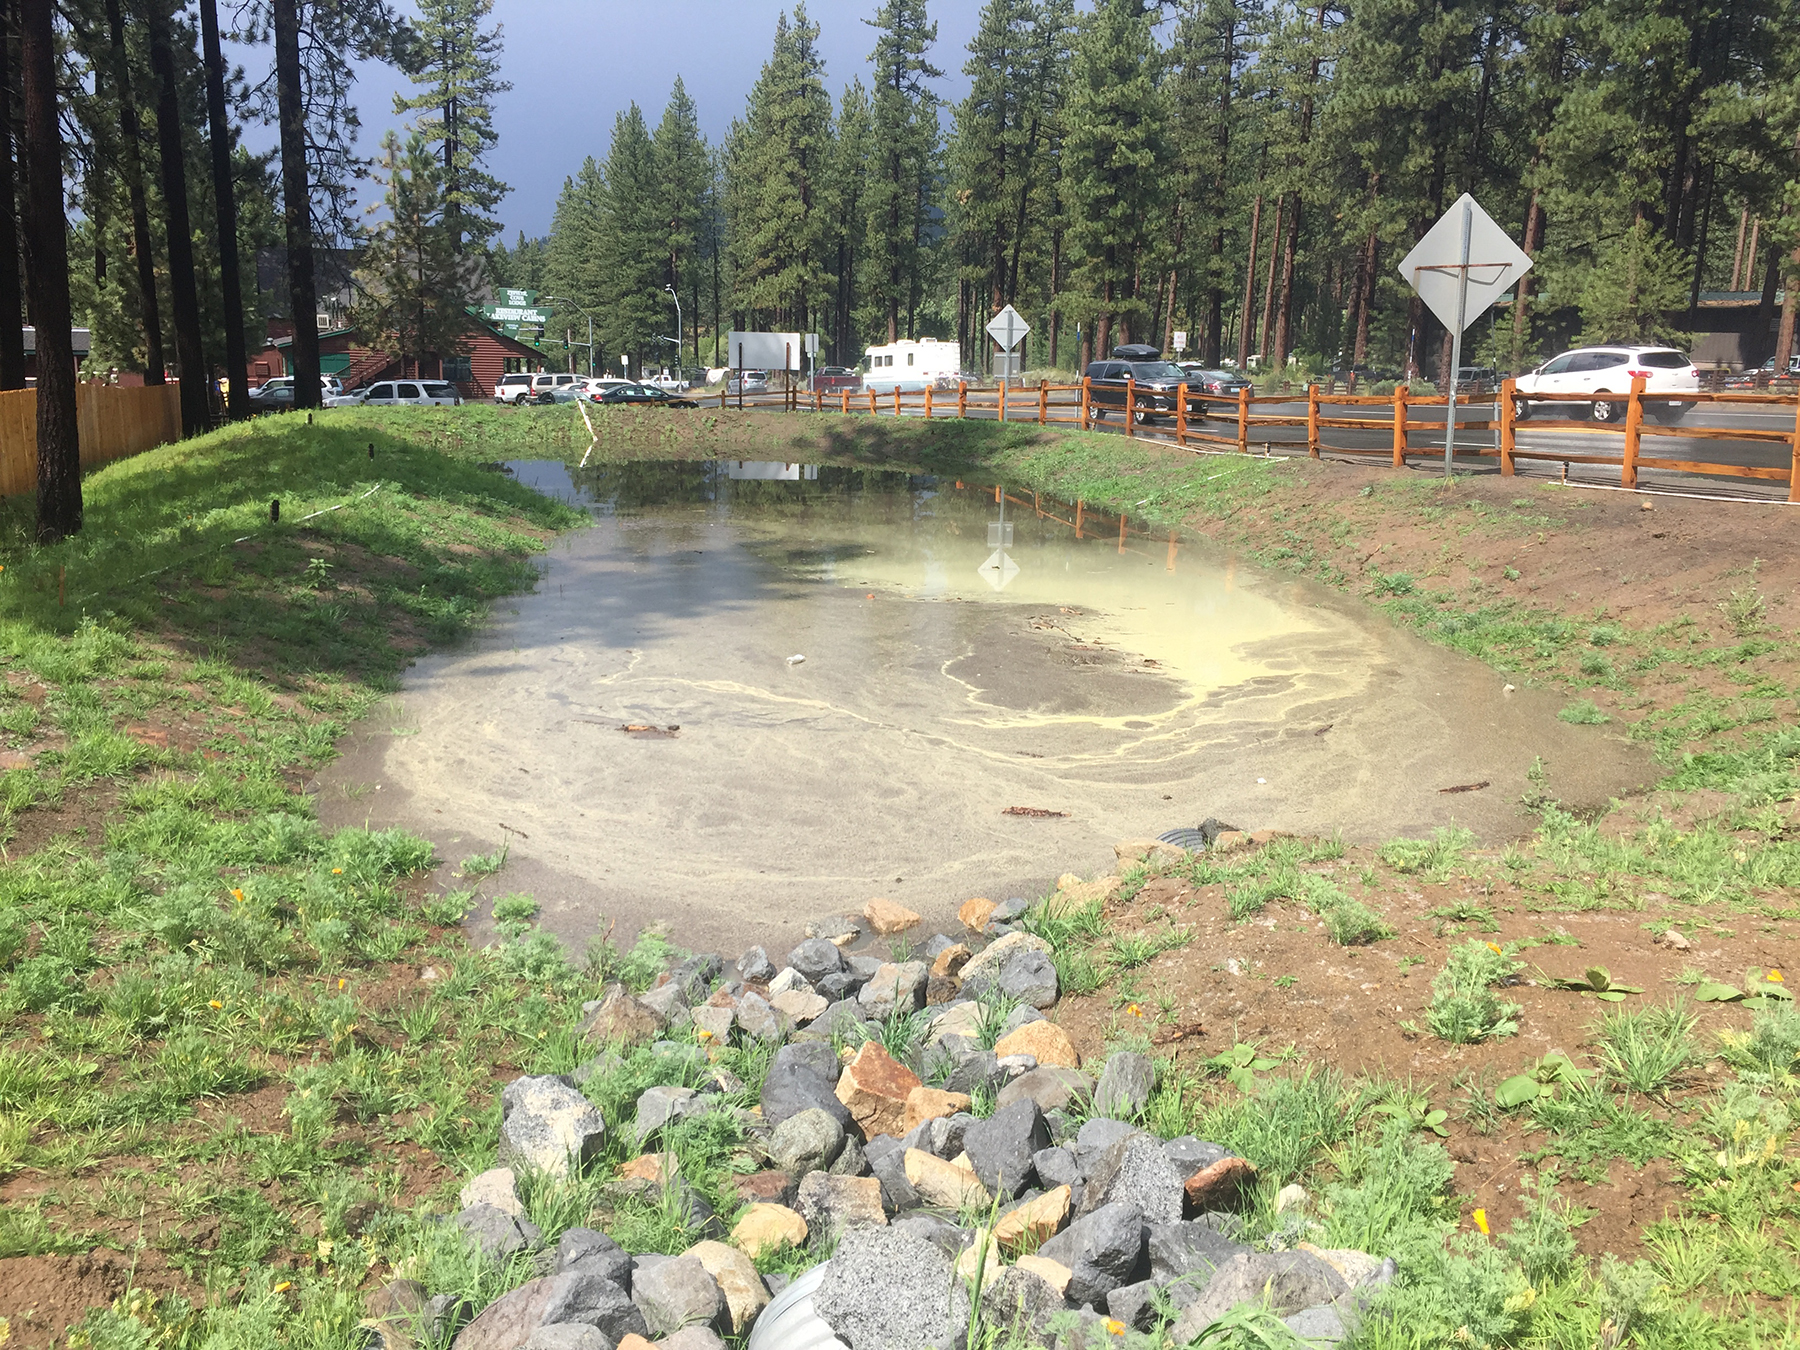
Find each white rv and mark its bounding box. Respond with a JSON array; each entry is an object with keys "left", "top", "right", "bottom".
[{"left": 863, "top": 337, "right": 961, "bottom": 394}]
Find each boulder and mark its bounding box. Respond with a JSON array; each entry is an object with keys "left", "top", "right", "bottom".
[
  {"left": 728, "top": 1170, "right": 796, "bottom": 1207},
  {"left": 959, "top": 897, "right": 998, "bottom": 933},
  {"left": 903, "top": 1148, "right": 990, "bottom": 1209},
  {"left": 786, "top": 938, "right": 847, "bottom": 985},
  {"left": 929, "top": 1112, "right": 978, "bottom": 1161},
  {"left": 958, "top": 932, "right": 1058, "bottom": 1008},
  {"left": 1037, "top": 1200, "right": 1147, "bottom": 1307},
  {"left": 556, "top": 1230, "right": 631, "bottom": 1289},
  {"left": 834, "top": 1042, "right": 923, "bottom": 1139},
  {"left": 579, "top": 986, "right": 663, "bottom": 1047},
  {"left": 629, "top": 1256, "right": 723, "bottom": 1339},
  {"left": 767, "top": 967, "right": 811, "bottom": 996},
  {"left": 1106, "top": 1280, "right": 1161, "bottom": 1331},
  {"left": 980, "top": 1265, "right": 1066, "bottom": 1344},
  {"left": 926, "top": 974, "right": 962, "bottom": 1005},
  {"left": 499, "top": 1077, "right": 606, "bottom": 1181},
  {"left": 1184, "top": 1156, "right": 1259, "bottom": 1213},
  {"left": 1051, "top": 873, "right": 1123, "bottom": 910},
  {"left": 867, "top": 1141, "right": 922, "bottom": 1214},
  {"left": 452, "top": 1271, "right": 647, "bottom": 1350},
  {"left": 806, "top": 915, "right": 863, "bottom": 947},
  {"left": 732, "top": 991, "right": 790, "bottom": 1044},
  {"left": 736, "top": 947, "right": 776, "bottom": 983},
  {"left": 768, "top": 1107, "right": 846, "bottom": 1176},
  {"left": 813, "top": 1225, "right": 970, "bottom": 1350},
  {"left": 993, "top": 1020, "right": 1079, "bottom": 1070},
  {"left": 666, "top": 955, "right": 723, "bottom": 1004},
  {"left": 455, "top": 1202, "right": 540, "bottom": 1261},
  {"left": 1284, "top": 1305, "right": 1349, "bottom": 1347},
  {"left": 1013, "top": 1254, "right": 1073, "bottom": 1298},
  {"left": 1074, "top": 1117, "right": 1136, "bottom": 1171},
  {"left": 864, "top": 897, "right": 921, "bottom": 935},
  {"left": 1169, "top": 1253, "right": 1350, "bottom": 1344},
  {"left": 817, "top": 971, "right": 863, "bottom": 1001},
  {"left": 857, "top": 961, "right": 929, "bottom": 1020},
  {"left": 1093, "top": 1052, "right": 1154, "bottom": 1120},
  {"left": 903, "top": 1087, "right": 971, "bottom": 1133},
  {"left": 962, "top": 1099, "right": 1051, "bottom": 1199},
  {"left": 689, "top": 1004, "right": 735, "bottom": 1045},
  {"left": 930, "top": 943, "right": 972, "bottom": 979},
  {"left": 461, "top": 1168, "right": 525, "bottom": 1219},
  {"left": 1078, "top": 1130, "right": 1184, "bottom": 1224},
  {"left": 1295, "top": 1244, "right": 1383, "bottom": 1289},
  {"left": 994, "top": 1184, "right": 1071, "bottom": 1251},
  {"left": 997, "top": 1067, "right": 1093, "bottom": 1115},
  {"left": 616, "top": 1153, "right": 679, "bottom": 1185},
  {"left": 363, "top": 1278, "right": 428, "bottom": 1350},
  {"left": 633, "top": 1086, "right": 699, "bottom": 1144},
  {"left": 927, "top": 1001, "right": 983, "bottom": 1044},
  {"left": 518, "top": 1327, "right": 612, "bottom": 1350},
  {"left": 944, "top": 1050, "right": 1002, "bottom": 1098},
  {"left": 638, "top": 981, "right": 690, "bottom": 1025},
  {"left": 682, "top": 1240, "right": 768, "bottom": 1335},
  {"left": 1032, "top": 1146, "right": 1081, "bottom": 1191},
  {"left": 794, "top": 1172, "right": 887, "bottom": 1238},
  {"left": 1163, "top": 1137, "right": 1231, "bottom": 1180},
  {"left": 1146, "top": 1221, "right": 1252, "bottom": 1290},
  {"left": 760, "top": 1046, "right": 853, "bottom": 1130},
  {"left": 829, "top": 1134, "right": 868, "bottom": 1177},
  {"left": 769, "top": 989, "right": 827, "bottom": 1025},
  {"left": 729, "top": 1203, "right": 807, "bottom": 1259}
]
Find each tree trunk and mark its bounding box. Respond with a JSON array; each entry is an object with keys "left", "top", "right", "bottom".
[
  {"left": 1237, "top": 193, "right": 1261, "bottom": 369},
  {"left": 1755, "top": 239, "right": 1780, "bottom": 364},
  {"left": 0, "top": 0, "right": 24, "bottom": 389},
  {"left": 199, "top": 0, "right": 249, "bottom": 418},
  {"left": 102, "top": 0, "right": 165, "bottom": 384},
  {"left": 146, "top": 0, "right": 209, "bottom": 436},
  {"left": 1258, "top": 195, "right": 1283, "bottom": 361},
  {"left": 21, "top": 0, "right": 79, "bottom": 538},
  {"left": 1510, "top": 192, "right": 1544, "bottom": 373},
  {"left": 274, "top": 0, "right": 321, "bottom": 410},
  {"left": 1273, "top": 199, "right": 1300, "bottom": 369},
  {"left": 1353, "top": 233, "right": 1377, "bottom": 370},
  {"left": 1775, "top": 247, "right": 1800, "bottom": 374},
  {"left": 1729, "top": 208, "right": 1748, "bottom": 290}
]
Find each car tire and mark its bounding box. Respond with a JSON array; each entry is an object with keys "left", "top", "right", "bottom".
[
  {"left": 1134, "top": 408, "right": 1157, "bottom": 425},
  {"left": 1510, "top": 396, "right": 1532, "bottom": 422},
  {"left": 1590, "top": 396, "right": 1619, "bottom": 423},
  {"left": 1649, "top": 401, "right": 1694, "bottom": 424}
]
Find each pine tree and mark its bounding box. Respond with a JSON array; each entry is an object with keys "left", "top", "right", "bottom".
[
  {"left": 827, "top": 79, "right": 872, "bottom": 363},
  {"left": 542, "top": 158, "right": 606, "bottom": 364},
  {"left": 394, "top": 0, "right": 510, "bottom": 256},
  {"left": 350, "top": 130, "right": 473, "bottom": 373},
  {"left": 653, "top": 78, "right": 710, "bottom": 367},
  {"left": 861, "top": 0, "right": 941, "bottom": 342},
  {"left": 597, "top": 104, "right": 666, "bottom": 373}
]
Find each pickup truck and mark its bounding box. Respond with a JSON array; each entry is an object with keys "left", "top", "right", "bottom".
[{"left": 810, "top": 366, "right": 862, "bottom": 392}]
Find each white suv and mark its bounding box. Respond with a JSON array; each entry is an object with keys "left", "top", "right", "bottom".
[
  {"left": 494, "top": 372, "right": 578, "bottom": 405},
  {"left": 1513, "top": 346, "right": 1698, "bottom": 423},
  {"left": 360, "top": 379, "right": 462, "bottom": 407}
]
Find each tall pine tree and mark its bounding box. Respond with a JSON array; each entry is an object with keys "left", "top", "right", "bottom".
[
  {"left": 394, "top": 0, "right": 510, "bottom": 257},
  {"left": 653, "top": 79, "right": 710, "bottom": 367},
  {"left": 861, "top": 0, "right": 941, "bottom": 342}
]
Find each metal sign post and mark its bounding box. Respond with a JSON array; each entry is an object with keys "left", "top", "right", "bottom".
[{"left": 1397, "top": 194, "right": 1533, "bottom": 478}]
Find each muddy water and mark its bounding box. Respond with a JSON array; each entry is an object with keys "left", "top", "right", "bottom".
[{"left": 314, "top": 460, "right": 1652, "bottom": 954}]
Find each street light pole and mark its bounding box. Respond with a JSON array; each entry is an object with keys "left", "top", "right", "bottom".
[{"left": 664, "top": 285, "right": 682, "bottom": 373}]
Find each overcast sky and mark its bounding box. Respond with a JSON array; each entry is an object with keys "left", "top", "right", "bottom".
[{"left": 236, "top": 0, "right": 989, "bottom": 244}]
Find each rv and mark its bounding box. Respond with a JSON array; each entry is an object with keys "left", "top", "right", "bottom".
[{"left": 863, "top": 337, "right": 961, "bottom": 394}]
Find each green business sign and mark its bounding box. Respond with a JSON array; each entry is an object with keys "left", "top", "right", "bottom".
[{"left": 481, "top": 303, "right": 552, "bottom": 326}]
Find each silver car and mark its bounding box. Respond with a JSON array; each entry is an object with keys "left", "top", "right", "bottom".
[{"left": 360, "top": 379, "right": 462, "bottom": 407}]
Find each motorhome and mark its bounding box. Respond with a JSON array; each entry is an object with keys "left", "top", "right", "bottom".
[{"left": 863, "top": 337, "right": 961, "bottom": 394}]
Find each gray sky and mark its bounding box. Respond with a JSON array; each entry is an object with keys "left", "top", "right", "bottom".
[{"left": 237, "top": 0, "right": 987, "bottom": 243}]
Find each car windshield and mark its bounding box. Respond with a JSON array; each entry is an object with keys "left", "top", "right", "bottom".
[{"left": 1129, "top": 362, "right": 1188, "bottom": 380}]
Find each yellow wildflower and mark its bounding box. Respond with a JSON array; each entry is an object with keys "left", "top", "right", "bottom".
[
  {"left": 1472, "top": 1208, "right": 1490, "bottom": 1235},
  {"left": 1107, "top": 1321, "right": 1126, "bottom": 1336},
  {"left": 274, "top": 1281, "right": 292, "bottom": 1293},
  {"left": 230, "top": 889, "right": 245, "bottom": 903},
  {"left": 1125, "top": 1004, "right": 1144, "bottom": 1018},
  {"left": 208, "top": 999, "right": 223, "bottom": 1009},
  {"left": 1770, "top": 969, "right": 1784, "bottom": 983},
  {"left": 332, "top": 868, "right": 343, "bottom": 875}
]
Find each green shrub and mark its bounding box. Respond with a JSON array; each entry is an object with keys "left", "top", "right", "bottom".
[
  {"left": 1425, "top": 940, "right": 1522, "bottom": 1044},
  {"left": 1324, "top": 896, "right": 1393, "bottom": 946}
]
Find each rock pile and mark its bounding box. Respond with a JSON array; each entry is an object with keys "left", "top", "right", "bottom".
[{"left": 389, "top": 886, "right": 1392, "bottom": 1350}]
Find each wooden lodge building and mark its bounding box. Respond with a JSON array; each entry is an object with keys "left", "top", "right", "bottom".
[{"left": 253, "top": 315, "right": 552, "bottom": 400}]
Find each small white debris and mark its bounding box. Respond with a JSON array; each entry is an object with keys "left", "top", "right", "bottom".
[
  {"left": 1274, "top": 1183, "right": 1309, "bottom": 1215},
  {"left": 786, "top": 654, "right": 806, "bottom": 665},
  {"left": 1256, "top": 777, "right": 1266, "bottom": 784},
  {"left": 1502, "top": 683, "right": 1515, "bottom": 694}
]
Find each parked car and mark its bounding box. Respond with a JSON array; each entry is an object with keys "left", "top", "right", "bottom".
[
  {"left": 1723, "top": 355, "right": 1800, "bottom": 389},
  {"left": 323, "top": 387, "right": 367, "bottom": 407},
  {"left": 1512, "top": 346, "right": 1697, "bottom": 423},
  {"left": 1454, "top": 365, "right": 1499, "bottom": 393},
  {"left": 594, "top": 383, "right": 698, "bottom": 409},
  {"left": 1084, "top": 356, "right": 1204, "bottom": 423},
  {"left": 250, "top": 374, "right": 342, "bottom": 406},
  {"left": 727, "top": 370, "right": 771, "bottom": 396},
  {"left": 811, "top": 366, "right": 862, "bottom": 392},
  {"left": 494, "top": 372, "right": 580, "bottom": 405},
  {"left": 361, "top": 379, "right": 462, "bottom": 407},
  {"left": 1177, "top": 365, "right": 1252, "bottom": 406}
]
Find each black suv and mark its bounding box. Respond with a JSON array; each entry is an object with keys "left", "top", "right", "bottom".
[{"left": 1085, "top": 345, "right": 1204, "bottom": 423}]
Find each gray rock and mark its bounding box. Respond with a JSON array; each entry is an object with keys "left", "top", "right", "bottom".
[
  {"left": 962, "top": 1099, "right": 1050, "bottom": 1199},
  {"left": 1170, "top": 1253, "right": 1350, "bottom": 1344},
  {"left": 813, "top": 1225, "right": 970, "bottom": 1350},
  {"left": 633, "top": 1085, "right": 699, "bottom": 1144},
  {"left": 817, "top": 971, "right": 862, "bottom": 1001},
  {"left": 829, "top": 1135, "right": 868, "bottom": 1177},
  {"left": 1074, "top": 1117, "right": 1137, "bottom": 1172},
  {"left": 1033, "top": 1146, "right": 1081, "bottom": 1190},
  {"left": 867, "top": 1141, "right": 921, "bottom": 1214},
  {"left": 769, "top": 1107, "right": 847, "bottom": 1175},
  {"left": 809, "top": 998, "right": 869, "bottom": 1038},
  {"left": 1285, "top": 1305, "right": 1349, "bottom": 1346},
  {"left": 964, "top": 947, "right": 1058, "bottom": 1010},
  {"left": 1037, "top": 1201, "right": 1146, "bottom": 1307},
  {"left": 1106, "top": 1279, "right": 1161, "bottom": 1331},
  {"left": 498, "top": 1077, "right": 606, "bottom": 1181},
  {"left": 787, "top": 937, "right": 847, "bottom": 984},
  {"left": 857, "top": 961, "right": 929, "bottom": 1020},
  {"left": 690, "top": 1004, "right": 735, "bottom": 1045},
  {"left": 667, "top": 954, "right": 723, "bottom": 1003},
  {"left": 996, "top": 1053, "right": 1038, "bottom": 1077},
  {"left": 639, "top": 981, "right": 690, "bottom": 1024},
  {"left": 760, "top": 1046, "right": 854, "bottom": 1130},
  {"left": 1000, "top": 1005, "right": 1045, "bottom": 1036},
  {"left": 980, "top": 1266, "right": 1067, "bottom": 1343},
  {"left": 890, "top": 1213, "right": 968, "bottom": 1257},
  {"left": 807, "top": 915, "right": 863, "bottom": 945},
  {"left": 452, "top": 1270, "right": 647, "bottom": 1350},
  {"left": 657, "top": 1329, "right": 726, "bottom": 1350},
  {"left": 924, "top": 934, "right": 957, "bottom": 959},
  {"left": 996, "top": 1067, "right": 1093, "bottom": 1116},
  {"left": 556, "top": 1229, "right": 630, "bottom": 1288},
  {"left": 794, "top": 1171, "right": 889, "bottom": 1238},
  {"left": 1079, "top": 1131, "right": 1184, "bottom": 1224},
  {"left": 994, "top": 897, "right": 1033, "bottom": 921},
  {"left": 629, "top": 1255, "right": 724, "bottom": 1338},
  {"left": 519, "top": 1326, "right": 614, "bottom": 1350},
  {"left": 767, "top": 967, "right": 812, "bottom": 996},
  {"left": 733, "top": 991, "right": 790, "bottom": 1043},
  {"left": 454, "top": 1202, "right": 540, "bottom": 1262},
  {"left": 1162, "top": 1137, "right": 1232, "bottom": 1180},
  {"left": 929, "top": 1112, "right": 978, "bottom": 1161},
  {"left": 737, "top": 946, "right": 776, "bottom": 983},
  {"left": 1044, "top": 1108, "right": 1079, "bottom": 1147},
  {"left": 848, "top": 953, "right": 885, "bottom": 980},
  {"left": 1094, "top": 1053, "right": 1155, "bottom": 1120},
  {"left": 1146, "top": 1220, "right": 1252, "bottom": 1294},
  {"left": 763, "top": 1273, "right": 791, "bottom": 1299}
]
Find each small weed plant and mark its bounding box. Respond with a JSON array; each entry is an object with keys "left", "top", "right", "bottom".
[{"left": 1424, "top": 940, "right": 1523, "bottom": 1044}]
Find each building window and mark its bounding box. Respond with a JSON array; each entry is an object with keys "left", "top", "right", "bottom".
[{"left": 444, "top": 356, "right": 473, "bottom": 383}]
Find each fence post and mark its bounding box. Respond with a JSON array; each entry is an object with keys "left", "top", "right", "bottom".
[
  {"left": 720, "top": 386, "right": 727, "bottom": 410},
  {"left": 894, "top": 388, "right": 902, "bottom": 419},
  {"left": 925, "top": 385, "right": 933, "bottom": 419},
  {"left": 1307, "top": 383, "right": 1320, "bottom": 458},
  {"left": 1125, "top": 379, "right": 1136, "bottom": 438},
  {"left": 1392, "top": 385, "right": 1409, "bottom": 467},
  {"left": 958, "top": 381, "right": 968, "bottom": 419},
  {"left": 1622, "top": 375, "right": 1644, "bottom": 489},
  {"left": 1038, "top": 380, "right": 1047, "bottom": 425},
  {"left": 1791, "top": 386, "right": 1800, "bottom": 503},
  {"left": 1176, "top": 382, "right": 1188, "bottom": 448},
  {"left": 999, "top": 377, "right": 1008, "bottom": 423},
  {"left": 1081, "top": 377, "right": 1091, "bottom": 430},
  {"left": 840, "top": 390, "right": 849, "bottom": 415},
  {"left": 869, "top": 388, "right": 877, "bottom": 416},
  {"left": 1499, "top": 378, "right": 1516, "bottom": 476},
  {"left": 1236, "top": 386, "right": 1249, "bottom": 453}
]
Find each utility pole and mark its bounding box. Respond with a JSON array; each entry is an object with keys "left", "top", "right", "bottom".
[{"left": 665, "top": 285, "right": 683, "bottom": 373}]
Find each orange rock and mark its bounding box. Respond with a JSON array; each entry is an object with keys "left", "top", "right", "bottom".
[
  {"left": 958, "top": 897, "right": 997, "bottom": 933},
  {"left": 903, "top": 1086, "right": 971, "bottom": 1133},
  {"left": 994, "top": 1184, "right": 1071, "bottom": 1250},
  {"left": 1183, "top": 1155, "right": 1258, "bottom": 1212},
  {"left": 730, "top": 1203, "right": 808, "bottom": 1258},
  {"left": 834, "top": 1042, "right": 923, "bottom": 1139},
  {"left": 994, "top": 1020, "right": 1080, "bottom": 1069},
  {"left": 864, "top": 897, "right": 922, "bottom": 935},
  {"left": 930, "top": 943, "right": 972, "bottom": 978},
  {"left": 1014, "top": 1255, "right": 1073, "bottom": 1296},
  {"left": 617, "top": 1337, "right": 654, "bottom": 1350},
  {"left": 617, "top": 1153, "right": 679, "bottom": 1184},
  {"left": 904, "top": 1149, "right": 990, "bottom": 1208}
]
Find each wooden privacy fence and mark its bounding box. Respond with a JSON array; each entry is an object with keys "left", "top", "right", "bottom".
[
  {"left": 0, "top": 384, "right": 183, "bottom": 498},
  {"left": 720, "top": 376, "right": 1800, "bottom": 502}
]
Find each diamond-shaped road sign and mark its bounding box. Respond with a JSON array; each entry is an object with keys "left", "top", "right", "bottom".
[
  {"left": 1398, "top": 193, "right": 1532, "bottom": 333},
  {"left": 985, "top": 304, "right": 1031, "bottom": 352}
]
